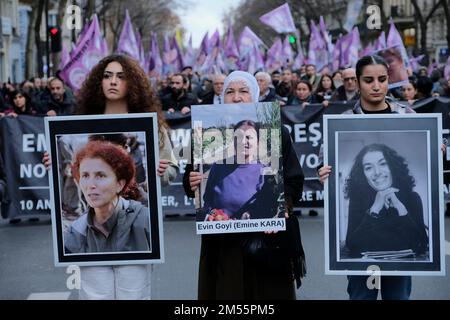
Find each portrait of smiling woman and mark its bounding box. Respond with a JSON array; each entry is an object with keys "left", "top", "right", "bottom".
[
  {"left": 341, "top": 143, "right": 429, "bottom": 259},
  {"left": 200, "top": 119, "right": 281, "bottom": 221}
]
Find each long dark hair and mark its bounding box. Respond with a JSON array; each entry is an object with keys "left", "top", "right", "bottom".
[
  {"left": 75, "top": 54, "right": 167, "bottom": 147},
  {"left": 344, "top": 143, "right": 415, "bottom": 199}
]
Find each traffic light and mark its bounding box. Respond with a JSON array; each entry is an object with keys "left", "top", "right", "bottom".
[
  {"left": 49, "top": 26, "right": 62, "bottom": 53},
  {"left": 288, "top": 35, "right": 296, "bottom": 44}
]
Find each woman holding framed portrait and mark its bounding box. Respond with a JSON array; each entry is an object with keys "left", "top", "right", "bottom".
[{"left": 45, "top": 54, "right": 177, "bottom": 300}]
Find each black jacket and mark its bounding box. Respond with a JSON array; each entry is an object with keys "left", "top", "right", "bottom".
[
  {"left": 40, "top": 93, "right": 74, "bottom": 115},
  {"left": 330, "top": 85, "right": 359, "bottom": 103},
  {"left": 198, "top": 90, "right": 215, "bottom": 105},
  {"left": 161, "top": 91, "right": 197, "bottom": 111}
]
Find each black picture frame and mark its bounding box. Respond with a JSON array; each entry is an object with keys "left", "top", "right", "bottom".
[
  {"left": 45, "top": 113, "right": 164, "bottom": 266},
  {"left": 324, "top": 113, "right": 445, "bottom": 275}
]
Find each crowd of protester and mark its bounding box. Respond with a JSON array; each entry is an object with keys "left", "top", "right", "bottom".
[
  {"left": 0, "top": 60, "right": 449, "bottom": 221},
  {"left": 1, "top": 61, "right": 449, "bottom": 118}
]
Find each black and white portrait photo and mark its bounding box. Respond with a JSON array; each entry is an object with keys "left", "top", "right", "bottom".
[
  {"left": 324, "top": 114, "right": 445, "bottom": 276},
  {"left": 336, "top": 132, "right": 429, "bottom": 262}
]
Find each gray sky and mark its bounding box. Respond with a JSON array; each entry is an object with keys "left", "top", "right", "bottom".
[
  {"left": 176, "top": 0, "right": 242, "bottom": 47},
  {"left": 192, "top": 103, "right": 259, "bottom": 128}
]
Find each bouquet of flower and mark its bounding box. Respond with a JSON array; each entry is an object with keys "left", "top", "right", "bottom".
[{"left": 206, "top": 209, "right": 230, "bottom": 221}]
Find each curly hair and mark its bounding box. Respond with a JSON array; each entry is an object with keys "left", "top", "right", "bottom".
[
  {"left": 344, "top": 143, "right": 415, "bottom": 199},
  {"left": 75, "top": 54, "right": 167, "bottom": 147},
  {"left": 72, "top": 140, "right": 141, "bottom": 201}
]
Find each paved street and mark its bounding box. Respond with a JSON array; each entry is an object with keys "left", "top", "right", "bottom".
[{"left": 0, "top": 211, "right": 449, "bottom": 300}]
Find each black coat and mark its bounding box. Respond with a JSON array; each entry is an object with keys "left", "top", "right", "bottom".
[
  {"left": 161, "top": 91, "right": 197, "bottom": 111},
  {"left": 345, "top": 190, "right": 428, "bottom": 258},
  {"left": 259, "top": 87, "right": 280, "bottom": 102},
  {"left": 198, "top": 90, "right": 215, "bottom": 105},
  {"left": 39, "top": 93, "right": 74, "bottom": 115},
  {"left": 330, "top": 85, "right": 359, "bottom": 103}
]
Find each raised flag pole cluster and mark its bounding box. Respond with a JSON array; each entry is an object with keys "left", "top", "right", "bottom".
[{"left": 59, "top": 3, "right": 427, "bottom": 92}]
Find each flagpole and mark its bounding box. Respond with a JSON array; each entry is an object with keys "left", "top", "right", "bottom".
[
  {"left": 295, "top": 29, "right": 302, "bottom": 56},
  {"left": 45, "top": 0, "right": 50, "bottom": 78}
]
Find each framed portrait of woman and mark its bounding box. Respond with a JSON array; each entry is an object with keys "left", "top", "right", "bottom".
[
  {"left": 191, "top": 102, "right": 285, "bottom": 234},
  {"left": 323, "top": 113, "right": 445, "bottom": 275},
  {"left": 45, "top": 114, "right": 164, "bottom": 266}
]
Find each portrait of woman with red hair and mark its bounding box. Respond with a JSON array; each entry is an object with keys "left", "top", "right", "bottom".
[{"left": 64, "top": 140, "right": 151, "bottom": 254}]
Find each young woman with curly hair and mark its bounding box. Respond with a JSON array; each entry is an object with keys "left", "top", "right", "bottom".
[{"left": 77, "top": 54, "right": 177, "bottom": 299}]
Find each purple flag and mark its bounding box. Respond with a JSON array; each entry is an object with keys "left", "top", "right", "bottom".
[
  {"left": 332, "top": 36, "right": 342, "bottom": 71},
  {"left": 148, "top": 32, "right": 162, "bottom": 78},
  {"left": 183, "top": 35, "right": 196, "bottom": 67},
  {"left": 194, "top": 32, "right": 209, "bottom": 71},
  {"left": 339, "top": 32, "right": 353, "bottom": 67},
  {"left": 340, "top": 28, "right": 360, "bottom": 68},
  {"left": 213, "top": 47, "right": 228, "bottom": 74},
  {"left": 224, "top": 23, "right": 239, "bottom": 59},
  {"left": 386, "top": 18, "right": 403, "bottom": 48},
  {"left": 360, "top": 42, "right": 374, "bottom": 57},
  {"left": 238, "top": 26, "right": 265, "bottom": 56},
  {"left": 70, "top": 16, "right": 95, "bottom": 59},
  {"left": 172, "top": 35, "right": 185, "bottom": 71},
  {"left": 162, "top": 36, "right": 178, "bottom": 75},
  {"left": 292, "top": 48, "right": 305, "bottom": 70},
  {"left": 387, "top": 18, "right": 409, "bottom": 68},
  {"left": 259, "top": 3, "right": 296, "bottom": 34},
  {"left": 347, "top": 27, "right": 361, "bottom": 68},
  {"left": 117, "top": 10, "right": 140, "bottom": 62},
  {"left": 282, "top": 36, "right": 294, "bottom": 68},
  {"left": 71, "top": 18, "right": 92, "bottom": 57},
  {"left": 444, "top": 56, "right": 450, "bottom": 79},
  {"left": 373, "top": 31, "right": 386, "bottom": 51},
  {"left": 428, "top": 61, "right": 438, "bottom": 76},
  {"left": 307, "top": 21, "right": 328, "bottom": 71},
  {"left": 207, "top": 29, "right": 220, "bottom": 54},
  {"left": 224, "top": 23, "right": 239, "bottom": 71},
  {"left": 59, "top": 15, "right": 108, "bottom": 91},
  {"left": 319, "top": 16, "right": 331, "bottom": 49},
  {"left": 319, "top": 16, "right": 334, "bottom": 71},
  {"left": 135, "top": 28, "right": 147, "bottom": 69},
  {"left": 200, "top": 31, "right": 222, "bottom": 74},
  {"left": 247, "top": 42, "right": 265, "bottom": 75},
  {"left": 59, "top": 41, "right": 70, "bottom": 70},
  {"left": 265, "top": 37, "right": 283, "bottom": 72},
  {"left": 199, "top": 32, "right": 209, "bottom": 56},
  {"left": 408, "top": 54, "right": 425, "bottom": 72}
]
